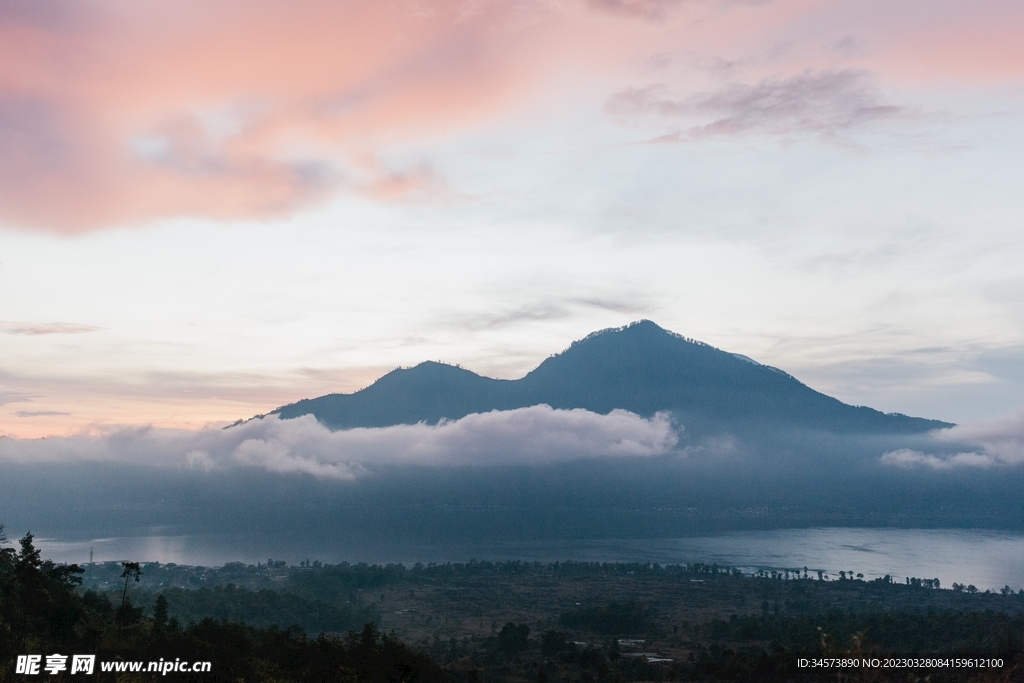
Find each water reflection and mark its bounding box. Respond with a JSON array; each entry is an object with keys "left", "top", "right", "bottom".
[{"left": 34, "top": 527, "right": 1024, "bottom": 591}]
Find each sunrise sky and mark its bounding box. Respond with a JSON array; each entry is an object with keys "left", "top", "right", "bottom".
[{"left": 2, "top": 0, "right": 1023, "bottom": 438}]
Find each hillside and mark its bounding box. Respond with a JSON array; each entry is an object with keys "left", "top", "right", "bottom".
[{"left": 272, "top": 321, "right": 951, "bottom": 433}]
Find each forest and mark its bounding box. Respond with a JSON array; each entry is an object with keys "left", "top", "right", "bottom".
[{"left": 3, "top": 525, "right": 1024, "bottom": 681}]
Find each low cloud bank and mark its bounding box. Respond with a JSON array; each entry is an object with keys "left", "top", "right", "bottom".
[
  {"left": 879, "top": 449, "right": 995, "bottom": 470},
  {"left": 881, "top": 410, "right": 1024, "bottom": 470},
  {"left": 11, "top": 403, "right": 1024, "bottom": 478},
  {"left": 0, "top": 406, "right": 679, "bottom": 480}
]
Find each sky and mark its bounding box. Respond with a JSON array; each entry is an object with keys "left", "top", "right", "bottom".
[{"left": 2, "top": 0, "right": 1024, "bottom": 439}]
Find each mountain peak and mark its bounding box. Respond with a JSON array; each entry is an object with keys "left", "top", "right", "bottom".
[
  {"left": 269, "top": 322, "right": 952, "bottom": 433},
  {"left": 562, "top": 319, "right": 709, "bottom": 351}
]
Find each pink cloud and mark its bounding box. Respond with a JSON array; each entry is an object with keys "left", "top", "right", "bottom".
[
  {"left": 589, "top": 0, "right": 685, "bottom": 20},
  {"left": 589, "top": 0, "right": 773, "bottom": 22},
  {"left": 0, "top": 0, "right": 1021, "bottom": 233},
  {"left": 0, "top": 321, "right": 100, "bottom": 335},
  {"left": 0, "top": 0, "right": 588, "bottom": 232},
  {"left": 809, "top": 0, "right": 1024, "bottom": 84},
  {"left": 608, "top": 69, "right": 909, "bottom": 139}
]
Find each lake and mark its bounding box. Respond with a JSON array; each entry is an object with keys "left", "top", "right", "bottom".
[{"left": 35, "top": 527, "right": 1024, "bottom": 591}]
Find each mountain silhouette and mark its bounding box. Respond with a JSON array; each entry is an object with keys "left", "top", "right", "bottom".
[{"left": 271, "top": 321, "right": 951, "bottom": 433}]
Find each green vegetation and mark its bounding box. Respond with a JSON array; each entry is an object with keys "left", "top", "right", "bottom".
[
  {"left": 136, "top": 585, "right": 379, "bottom": 633},
  {"left": 4, "top": 525, "right": 1024, "bottom": 681},
  {"left": 560, "top": 602, "right": 648, "bottom": 635},
  {"left": 0, "top": 526, "right": 442, "bottom": 682}
]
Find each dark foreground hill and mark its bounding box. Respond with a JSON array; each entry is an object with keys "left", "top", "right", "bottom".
[
  {"left": 272, "top": 321, "right": 950, "bottom": 434},
  {"left": 9, "top": 532, "right": 1022, "bottom": 683}
]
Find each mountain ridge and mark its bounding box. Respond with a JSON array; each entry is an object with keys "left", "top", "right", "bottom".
[{"left": 268, "top": 321, "right": 952, "bottom": 434}]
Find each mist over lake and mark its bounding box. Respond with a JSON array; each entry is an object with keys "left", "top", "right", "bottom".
[{"left": 35, "top": 527, "right": 1024, "bottom": 593}]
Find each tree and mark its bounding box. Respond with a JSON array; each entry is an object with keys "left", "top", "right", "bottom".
[
  {"left": 541, "top": 630, "right": 568, "bottom": 656},
  {"left": 120, "top": 561, "right": 142, "bottom": 610},
  {"left": 153, "top": 593, "right": 169, "bottom": 630},
  {"left": 118, "top": 561, "right": 143, "bottom": 629},
  {"left": 497, "top": 622, "right": 530, "bottom": 655},
  {"left": 17, "top": 532, "right": 43, "bottom": 572},
  {"left": 3, "top": 531, "right": 82, "bottom": 642},
  {"left": 0, "top": 523, "right": 14, "bottom": 569},
  {"left": 15, "top": 532, "right": 45, "bottom": 631}
]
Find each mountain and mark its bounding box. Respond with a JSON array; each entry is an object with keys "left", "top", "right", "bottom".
[{"left": 271, "top": 321, "right": 952, "bottom": 433}]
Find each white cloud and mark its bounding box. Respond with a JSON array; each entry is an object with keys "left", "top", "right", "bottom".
[
  {"left": 880, "top": 409, "right": 1024, "bottom": 469},
  {"left": 937, "top": 410, "right": 1024, "bottom": 466},
  {"left": 879, "top": 448, "right": 995, "bottom": 470},
  {"left": 0, "top": 406, "right": 680, "bottom": 480},
  {"left": 232, "top": 437, "right": 362, "bottom": 480}
]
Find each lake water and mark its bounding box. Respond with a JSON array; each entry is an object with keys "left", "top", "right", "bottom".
[{"left": 36, "top": 527, "right": 1024, "bottom": 592}]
